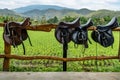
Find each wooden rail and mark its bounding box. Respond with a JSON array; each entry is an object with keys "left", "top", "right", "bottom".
[
  {"left": 0, "top": 22, "right": 120, "bottom": 71},
  {"left": 1, "top": 23, "right": 120, "bottom": 31},
  {"left": 0, "top": 54, "right": 118, "bottom": 61}
]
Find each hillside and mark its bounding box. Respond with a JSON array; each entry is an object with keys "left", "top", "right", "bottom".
[
  {"left": 76, "top": 8, "right": 94, "bottom": 15},
  {"left": 13, "top": 5, "right": 70, "bottom": 13},
  {"left": 87, "top": 9, "right": 120, "bottom": 18},
  {"left": 14, "top": 5, "right": 95, "bottom": 18},
  {"left": 22, "top": 8, "right": 120, "bottom": 19},
  {"left": 0, "top": 8, "right": 21, "bottom": 17},
  {"left": 22, "top": 9, "right": 83, "bottom": 19}
]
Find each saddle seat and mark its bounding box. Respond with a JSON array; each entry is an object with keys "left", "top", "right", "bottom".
[
  {"left": 59, "top": 18, "right": 80, "bottom": 28},
  {"left": 97, "top": 17, "right": 118, "bottom": 32}
]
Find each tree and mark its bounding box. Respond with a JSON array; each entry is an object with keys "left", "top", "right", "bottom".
[
  {"left": 53, "top": 16, "right": 59, "bottom": 23},
  {"left": 40, "top": 15, "right": 47, "bottom": 24},
  {"left": 47, "top": 16, "right": 59, "bottom": 24},
  {"left": 61, "top": 16, "right": 77, "bottom": 22},
  {"left": 104, "top": 16, "right": 111, "bottom": 24},
  {"left": 80, "top": 17, "right": 87, "bottom": 24}
]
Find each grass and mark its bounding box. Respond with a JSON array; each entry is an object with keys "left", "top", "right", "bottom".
[{"left": 0, "top": 27, "right": 120, "bottom": 72}]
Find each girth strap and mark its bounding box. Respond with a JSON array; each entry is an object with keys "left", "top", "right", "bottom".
[
  {"left": 21, "top": 41, "right": 25, "bottom": 55},
  {"left": 27, "top": 34, "right": 32, "bottom": 46},
  {"left": 4, "top": 23, "right": 10, "bottom": 36}
]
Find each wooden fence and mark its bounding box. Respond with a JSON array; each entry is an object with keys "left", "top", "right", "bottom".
[{"left": 0, "top": 23, "right": 120, "bottom": 71}]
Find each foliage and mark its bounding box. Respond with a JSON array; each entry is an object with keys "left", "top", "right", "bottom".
[
  {"left": 80, "top": 17, "right": 87, "bottom": 24},
  {"left": 40, "top": 15, "right": 47, "bottom": 24},
  {"left": 61, "top": 16, "right": 77, "bottom": 22},
  {"left": 47, "top": 16, "right": 59, "bottom": 24},
  {"left": 0, "top": 15, "right": 119, "bottom": 25}
]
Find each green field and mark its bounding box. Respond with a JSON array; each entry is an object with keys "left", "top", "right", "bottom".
[{"left": 0, "top": 27, "right": 120, "bottom": 72}]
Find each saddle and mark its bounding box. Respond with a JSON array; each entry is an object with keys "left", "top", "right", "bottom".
[
  {"left": 3, "top": 18, "right": 32, "bottom": 55},
  {"left": 91, "top": 17, "right": 119, "bottom": 47},
  {"left": 55, "top": 17, "right": 80, "bottom": 44},
  {"left": 71, "top": 18, "right": 93, "bottom": 48}
]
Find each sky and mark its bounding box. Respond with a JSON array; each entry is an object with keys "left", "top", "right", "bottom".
[{"left": 0, "top": 0, "right": 120, "bottom": 10}]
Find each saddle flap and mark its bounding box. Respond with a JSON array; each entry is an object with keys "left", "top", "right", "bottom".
[
  {"left": 55, "top": 27, "right": 71, "bottom": 44},
  {"left": 72, "top": 30, "right": 87, "bottom": 44},
  {"left": 98, "top": 30, "right": 114, "bottom": 47}
]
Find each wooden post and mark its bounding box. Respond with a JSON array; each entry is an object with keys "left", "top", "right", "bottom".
[{"left": 3, "top": 41, "right": 11, "bottom": 71}]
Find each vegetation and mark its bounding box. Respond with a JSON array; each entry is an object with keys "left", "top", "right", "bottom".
[
  {"left": 0, "top": 16, "right": 120, "bottom": 72},
  {"left": 1, "top": 15, "right": 120, "bottom": 25},
  {"left": 47, "top": 16, "right": 59, "bottom": 24}
]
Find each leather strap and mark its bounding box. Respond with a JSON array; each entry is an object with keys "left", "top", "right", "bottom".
[
  {"left": 27, "top": 33, "right": 32, "bottom": 46},
  {"left": 21, "top": 41, "right": 25, "bottom": 55}
]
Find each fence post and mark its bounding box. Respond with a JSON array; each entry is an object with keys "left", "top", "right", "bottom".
[
  {"left": 63, "top": 44, "right": 67, "bottom": 71},
  {"left": 63, "top": 35, "right": 68, "bottom": 71},
  {"left": 3, "top": 41, "right": 11, "bottom": 71}
]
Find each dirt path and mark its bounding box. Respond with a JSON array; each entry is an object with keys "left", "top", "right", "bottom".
[{"left": 0, "top": 72, "right": 120, "bottom": 80}]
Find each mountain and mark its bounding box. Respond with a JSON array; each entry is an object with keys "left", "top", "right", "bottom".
[
  {"left": 13, "top": 5, "right": 94, "bottom": 18},
  {"left": 13, "top": 5, "right": 71, "bottom": 13},
  {"left": 1, "top": 5, "right": 120, "bottom": 20},
  {"left": 87, "top": 9, "right": 120, "bottom": 17},
  {"left": 0, "top": 8, "right": 21, "bottom": 16},
  {"left": 22, "top": 8, "right": 120, "bottom": 19},
  {"left": 76, "top": 8, "right": 94, "bottom": 15},
  {"left": 22, "top": 8, "right": 83, "bottom": 19}
]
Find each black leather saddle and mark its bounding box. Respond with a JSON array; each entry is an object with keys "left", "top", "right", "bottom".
[
  {"left": 55, "top": 17, "right": 80, "bottom": 44},
  {"left": 72, "top": 18, "right": 93, "bottom": 48},
  {"left": 91, "top": 17, "right": 119, "bottom": 47}
]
